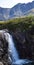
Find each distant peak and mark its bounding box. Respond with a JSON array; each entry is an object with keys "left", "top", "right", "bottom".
[{"left": 16, "top": 3, "right": 25, "bottom": 5}]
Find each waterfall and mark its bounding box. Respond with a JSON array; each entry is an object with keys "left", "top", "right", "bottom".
[
  {"left": 4, "top": 32, "right": 19, "bottom": 62},
  {"left": 0, "top": 30, "right": 32, "bottom": 65},
  {"left": 0, "top": 30, "right": 19, "bottom": 62},
  {"left": 4, "top": 32, "right": 32, "bottom": 65}
]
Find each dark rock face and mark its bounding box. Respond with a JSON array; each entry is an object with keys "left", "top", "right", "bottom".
[
  {"left": 12, "top": 27, "right": 34, "bottom": 60},
  {"left": 0, "top": 33, "right": 8, "bottom": 65}
]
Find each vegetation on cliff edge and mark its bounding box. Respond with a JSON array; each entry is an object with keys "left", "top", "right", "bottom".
[{"left": 0, "top": 16, "right": 34, "bottom": 31}]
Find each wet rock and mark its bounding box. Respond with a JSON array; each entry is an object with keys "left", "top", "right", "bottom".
[
  {"left": 12, "top": 27, "right": 34, "bottom": 60},
  {"left": 0, "top": 62, "right": 3, "bottom": 65},
  {"left": 0, "top": 32, "right": 8, "bottom": 65}
]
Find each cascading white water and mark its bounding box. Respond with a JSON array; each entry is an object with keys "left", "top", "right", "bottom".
[
  {"left": 4, "top": 32, "right": 32, "bottom": 65},
  {"left": 0, "top": 30, "right": 32, "bottom": 65},
  {"left": 4, "top": 32, "right": 19, "bottom": 62},
  {"left": 0, "top": 30, "right": 19, "bottom": 62}
]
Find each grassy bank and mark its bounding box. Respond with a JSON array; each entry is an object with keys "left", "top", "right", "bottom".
[{"left": 0, "top": 16, "right": 34, "bottom": 31}]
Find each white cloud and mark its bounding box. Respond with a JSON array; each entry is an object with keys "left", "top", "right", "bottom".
[{"left": 0, "top": 0, "right": 33, "bottom": 8}]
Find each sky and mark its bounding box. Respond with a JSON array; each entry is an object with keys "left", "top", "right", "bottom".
[{"left": 0, "top": 0, "right": 33, "bottom": 8}]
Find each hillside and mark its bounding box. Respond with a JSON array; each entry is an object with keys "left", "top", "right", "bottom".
[
  {"left": 0, "top": 1, "right": 34, "bottom": 20},
  {"left": 0, "top": 16, "right": 34, "bottom": 30},
  {"left": 25, "top": 8, "right": 34, "bottom": 16}
]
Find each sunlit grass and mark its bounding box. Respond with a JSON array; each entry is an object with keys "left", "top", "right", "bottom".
[{"left": 0, "top": 16, "right": 34, "bottom": 25}]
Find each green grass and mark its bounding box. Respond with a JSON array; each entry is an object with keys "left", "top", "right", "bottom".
[
  {"left": 0, "top": 15, "right": 34, "bottom": 24},
  {"left": 0, "top": 16, "right": 34, "bottom": 31}
]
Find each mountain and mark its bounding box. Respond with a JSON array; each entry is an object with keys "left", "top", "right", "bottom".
[
  {"left": 0, "top": 1, "right": 34, "bottom": 20},
  {"left": 0, "top": 7, "right": 10, "bottom": 20}
]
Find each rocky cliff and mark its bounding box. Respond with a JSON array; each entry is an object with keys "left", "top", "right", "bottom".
[
  {"left": 0, "top": 31, "right": 8, "bottom": 65},
  {"left": 12, "top": 26, "right": 34, "bottom": 60}
]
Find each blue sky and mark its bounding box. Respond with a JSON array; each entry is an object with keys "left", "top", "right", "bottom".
[{"left": 0, "top": 0, "right": 33, "bottom": 8}]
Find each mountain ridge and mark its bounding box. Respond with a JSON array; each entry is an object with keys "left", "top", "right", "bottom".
[{"left": 0, "top": 1, "right": 34, "bottom": 20}]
